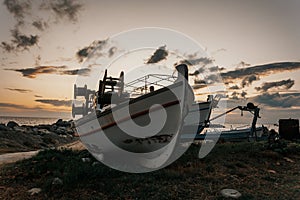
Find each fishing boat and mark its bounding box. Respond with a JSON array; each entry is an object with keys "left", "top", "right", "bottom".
[
  {"left": 182, "top": 102, "right": 270, "bottom": 142},
  {"left": 190, "top": 126, "right": 268, "bottom": 142},
  {"left": 73, "top": 64, "right": 214, "bottom": 153}
]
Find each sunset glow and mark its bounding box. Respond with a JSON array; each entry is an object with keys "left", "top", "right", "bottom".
[{"left": 0, "top": 0, "right": 299, "bottom": 124}]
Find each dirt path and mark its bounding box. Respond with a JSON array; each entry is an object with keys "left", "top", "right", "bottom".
[
  {"left": 0, "top": 151, "right": 39, "bottom": 165},
  {"left": 0, "top": 141, "right": 85, "bottom": 166}
]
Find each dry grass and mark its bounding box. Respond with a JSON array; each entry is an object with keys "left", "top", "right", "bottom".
[{"left": 0, "top": 140, "right": 299, "bottom": 199}]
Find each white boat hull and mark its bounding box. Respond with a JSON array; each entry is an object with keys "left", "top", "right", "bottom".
[{"left": 75, "top": 81, "right": 205, "bottom": 153}]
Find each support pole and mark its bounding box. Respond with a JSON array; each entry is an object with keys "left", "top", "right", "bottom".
[{"left": 249, "top": 107, "right": 260, "bottom": 140}]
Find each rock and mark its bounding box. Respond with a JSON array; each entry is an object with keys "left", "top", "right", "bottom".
[
  {"left": 55, "top": 119, "right": 71, "bottom": 127},
  {"left": 23, "top": 126, "right": 34, "bottom": 133},
  {"left": 221, "top": 189, "right": 241, "bottom": 199},
  {"left": 0, "top": 124, "right": 10, "bottom": 131},
  {"left": 82, "top": 157, "right": 91, "bottom": 162},
  {"left": 13, "top": 126, "right": 26, "bottom": 132},
  {"left": 50, "top": 124, "right": 57, "bottom": 132},
  {"left": 283, "top": 157, "right": 295, "bottom": 163},
  {"left": 92, "top": 162, "right": 100, "bottom": 166},
  {"left": 56, "top": 119, "right": 63, "bottom": 125},
  {"left": 184, "top": 161, "right": 192, "bottom": 168},
  {"left": 52, "top": 177, "right": 63, "bottom": 185},
  {"left": 55, "top": 127, "right": 67, "bottom": 134},
  {"left": 32, "top": 127, "right": 39, "bottom": 133},
  {"left": 267, "top": 169, "right": 276, "bottom": 174},
  {"left": 7, "top": 121, "right": 19, "bottom": 128},
  {"left": 69, "top": 120, "right": 75, "bottom": 128},
  {"left": 27, "top": 188, "right": 42, "bottom": 195},
  {"left": 59, "top": 134, "right": 68, "bottom": 138},
  {"left": 35, "top": 124, "right": 52, "bottom": 131},
  {"left": 65, "top": 127, "right": 75, "bottom": 135},
  {"left": 38, "top": 129, "right": 52, "bottom": 134}
]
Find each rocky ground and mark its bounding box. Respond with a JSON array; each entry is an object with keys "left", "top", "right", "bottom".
[
  {"left": 0, "top": 119, "right": 77, "bottom": 154},
  {"left": 0, "top": 120, "right": 299, "bottom": 199},
  {"left": 0, "top": 139, "right": 299, "bottom": 199}
]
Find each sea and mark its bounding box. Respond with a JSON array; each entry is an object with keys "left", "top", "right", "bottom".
[
  {"left": 0, "top": 115, "right": 279, "bottom": 132},
  {"left": 0, "top": 116, "right": 70, "bottom": 126}
]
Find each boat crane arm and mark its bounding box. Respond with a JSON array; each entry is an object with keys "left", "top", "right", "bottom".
[
  {"left": 207, "top": 106, "right": 241, "bottom": 123},
  {"left": 207, "top": 103, "right": 260, "bottom": 123}
]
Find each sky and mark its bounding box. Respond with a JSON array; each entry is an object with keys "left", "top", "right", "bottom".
[{"left": 0, "top": 0, "right": 299, "bottom": 125}]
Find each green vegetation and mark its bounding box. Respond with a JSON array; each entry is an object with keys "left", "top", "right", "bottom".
[{"left": 1, "top": 141, "right": 300, "bottom": 199}]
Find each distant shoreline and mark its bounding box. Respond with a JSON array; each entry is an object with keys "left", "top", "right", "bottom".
[{"left": 0, "top": 116, "right": 71, "bottom": 126}]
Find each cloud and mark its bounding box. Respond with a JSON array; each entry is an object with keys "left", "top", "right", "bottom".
[
  {"left": 255, "top": 79, "right": 295, "bottom": 92},
  {"left": 5, "top": 88, "right": 32, "bottom": 93},
  {"left": 211, "top": 48, "right": 226, "bottom": 55},
  {"left": 193, "top": 74, "right": 222, "bottom": 85},
  {"left": 194, "top": 79, "right": 207, "bottom": 84},
  {"left": 1, "top": 42, "right": 15, "bottom": 53},
  {"left": 35, "top": 99, "right": 72, "bottom": 107},
  {"left": 230, "top": 91, "right": 239, "bottom": 100},
  {"left": 11, "top": 29, "right": 39, "bottom": 49},
  {"left": 2, "top": 1, "right": 37, "bottom": 53},
  {"left": 8, "top": 65, "right": 67, "bottom": 78},
  {"left": 184, "top": 56, "right": 214, "bottom": 78},
  {"left": 192, "top": 84, "right": 207, "bottom": 89},
  {"left": 236, "top": 61, "right": 251, "bottom": 68},
  {"left": 209, "top": 66, "right": 225, "bottom": 72},
  {"left": 34, "top": 94, "right": 43, "bottom": 98},
  {"left": 251, "top": 92, "right": 300, "bottom": 108},
  {"left": 146, "top": 45, "right": 168, "bottom": 64},
  {"left": 61, "top": 68, "right": 91, "bottom": 76},
  {"left": 7, "top": 65, "right": 90, "bottom": 78},
  {"left": 229, "top": 91, "right": 247, "bottom": 100},
  {"left": 189, "top": 67, "right": 205, "bottom": 76},
  {"left": 1, "top": 28, "right": 39, "bottom": 52},
  {"left": 32, "top": 20, "right": 48, "bottom": 31},
  {"left": 108, "top": 46, "right": 117, "bottom": 57},
  {"left": 3, "top": 0, "right": 31, "bottom": 25},
  {"left": 41, "top": 0, "right": 83, "bottom": 22},
  {"left": 0, "top": 102, "right": 41, "bottom": 110},
  {"left": 76, "top": 40, "right": 108, "bottom": 62},
  {"left": 181, "top": 57, "right": 213, "bottom": 66},
  {"left": 228, "top": 85, "right": 240, "bottom": 90},
  {"left": 206, "top": 74, "right": 222, "bottom": 84},
  {"left": 241, "top": 74, "right": 260, "bottom": 88},
  {"left": 241, "top": 91, "right": 247, "bottom": 98},
  {"left": 221, "top": 62, "right": 300, "bottom": 81},
  {"left": 2, "top": 0, "right": 84, "bottom": 54}
]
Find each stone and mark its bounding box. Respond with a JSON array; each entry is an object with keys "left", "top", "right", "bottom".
[
  {"left": 82, "top": 157, "right": 91, "bottom": 162},
  {"left": 0, "top": 124, "right": 10, "bottom": 131},
  {"left": 36, "top": 124, "right": 52, "bottom": 131},
  {"left": 92, "top": 162, "right": 100, "bottom": 166},
  {"left": 27, "top": 188, "right": 42, "bottom": 195},
  {"left": 38, "top": 129, "right": 52, "bottom": 134},
  {"left": 55, "top": 119, "right": 63, "bottom": 125},
  {"left": 66, "top": 127, "right": 75, "bottom": 135},
  {"left": 50, "top": 124, "right": 57, "bottom": 132},
  {"left": 283, "top": 157, "right": 295, "bottom": 163},
  {"left": 52, "top": 177, "right": 63, "bottom": 185},
  {"left": 13, "top": 126, "right": 26, "bottom": 132},
  {"left": 55, "top": 127, "right": 67, "bottom": 134},
  {"left": 221, "top": 189, "right": 241, "bottom": 199},
  {"left": 55, "top": 119, "right": 71, "bottom": 127},
  {"left": 7, "top": 121, "right": 19, "bottom": 128},
  {"left": 32, "top": 127, "right": 39, "bottom": 133},
  {"left": 69, "top": 120, "right": 75, "bottom": 128}
]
